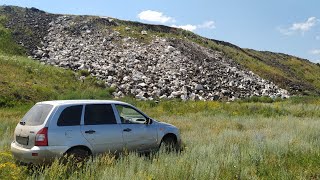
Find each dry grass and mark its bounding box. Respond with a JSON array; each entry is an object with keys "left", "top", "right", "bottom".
[{"left": 0, "top": 99, "right": 320, "bottom": 179}]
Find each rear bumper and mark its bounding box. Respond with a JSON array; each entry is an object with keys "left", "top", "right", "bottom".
[{"left": 11, "top": 142, "right": 69, "bottom": 164}]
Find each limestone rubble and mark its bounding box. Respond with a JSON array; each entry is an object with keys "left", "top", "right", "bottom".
[{"left": 31, "top": 15, "right": 289, "bottom": 100}]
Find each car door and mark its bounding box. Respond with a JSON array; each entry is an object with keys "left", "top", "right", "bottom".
[
  {"left": 80, "top": 104, "right": 124, "bottom": 154},
  {"left": 48, "top": 104, "right": 88, "bottom": 148},
  {"left": 114, "top": 104, "right": 158, "bottom": 152}
]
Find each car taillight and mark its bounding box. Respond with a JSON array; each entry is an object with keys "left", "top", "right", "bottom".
[{"left": 35, "top": 127, "right": 48, "bottom": 146}]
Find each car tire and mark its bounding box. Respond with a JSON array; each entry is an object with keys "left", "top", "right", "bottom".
[
  {"left": 63, "top": 148, "right": 91, "bottom": 164},
  {"left": 160, "top": 136, "right": 178, "bottom": 153}
]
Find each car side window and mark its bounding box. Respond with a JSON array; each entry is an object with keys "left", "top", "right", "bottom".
[
  {"left": 115, "top": 105, "right": 146, "bottom": 124},
  {"left": 84, "top": 104, "right": 116, "bottom": 125},
  {"left": 57, "top": 105, "right": 83, "bottom": 126}
]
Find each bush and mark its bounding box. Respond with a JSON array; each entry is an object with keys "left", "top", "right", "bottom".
[
  {"left": 78, "top": 69, "right": 90, "bottom": 77},
  {"left": 239, "top": 96, "right": 281, "bottom": 103}
]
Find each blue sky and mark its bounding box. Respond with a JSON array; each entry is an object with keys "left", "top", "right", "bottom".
[{"left": 1, "top": 0, "right": 320, "bottom": 63}]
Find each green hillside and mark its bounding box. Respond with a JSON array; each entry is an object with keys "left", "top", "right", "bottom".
[
  {"left": 0, "top": 20, "right": 112, "bottom": 107},
  {"left": 0, "top": 53, "right": 115, "bottom": 107},
  {"left": 0, "top": 5, "right": 320, "bottom": 99},
  {"left": 0, "top": 7, "right": 118, "bottom": 107},
  {"left": 206, "top": 40, "right": 320, "bottom": 94}
]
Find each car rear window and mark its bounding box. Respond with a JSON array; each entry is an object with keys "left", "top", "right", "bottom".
[{"left": 22, "top": 104, "right": 53, "bottom": 126}]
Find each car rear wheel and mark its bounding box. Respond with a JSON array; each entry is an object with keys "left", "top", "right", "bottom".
[{"left": 63, "top": 148, "right": 91, "bottom": 164}]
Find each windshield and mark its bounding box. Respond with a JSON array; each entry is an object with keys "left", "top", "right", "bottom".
[{"left": 21, "top": 104, "right": 53, "bottom": 126}]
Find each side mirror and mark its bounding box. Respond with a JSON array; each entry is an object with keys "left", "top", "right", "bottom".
[{"left": 145, "top": 118, "right": 152, "bottom": 125}]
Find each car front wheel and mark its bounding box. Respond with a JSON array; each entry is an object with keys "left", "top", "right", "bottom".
[{"left": 160, "top": 136, "right": 179, "bottom": 153}]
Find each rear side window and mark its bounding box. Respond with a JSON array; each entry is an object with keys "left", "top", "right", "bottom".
[
  {"left": 84, "top": 104, "right": 116, "bottom": 125},
  {"left": 57, "top": 105, "right": 83, "bottom": 126},
  {"left": 22, "top": 104, "right": 53, "bottom": 126}
]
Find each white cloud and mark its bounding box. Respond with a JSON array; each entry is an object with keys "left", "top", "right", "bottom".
[
  {"left": 198, "top": 21, "right": 216, "bottom": 29},
  {"left": 171, "top": 24, "right": 197, "bottom": 31},
  {"left": 138, "top": 10, "right": 174, "bottom": 23},
  {"left": 279, "top": 17, "right": 318, "bottom": 35},
  {"left": 137, "top": 11, "right": 215, "bottom": 32},
  {"left": 171, "top": 21, "right": 216, "bottom": 32},
  {"left": 290, "top": 17, "right": 317, "bottom": 32},
  {"left": 277, "top": 27, "right": 294, "bottom": 36},
  {"left": 310, "top": 49, "right": 320, "bottom": 55}
]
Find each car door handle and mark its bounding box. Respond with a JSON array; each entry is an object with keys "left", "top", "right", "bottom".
[
  {"left": 123, "top": 128, "right": 132, "bottom": 132},
  {"left": 85, "top": 130, "right": 96, "bottom": 134}
]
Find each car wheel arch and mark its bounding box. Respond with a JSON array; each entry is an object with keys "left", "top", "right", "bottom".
[
  {"left": 65, "top": 145, "right": 92, "bottom": 156},
  {"left": 161, "top": 133, "right": 177, "bottom": 144}
]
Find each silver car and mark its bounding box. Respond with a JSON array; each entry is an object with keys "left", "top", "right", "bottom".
[{"left": 11, "top": 100, "right": 181, "bottom": 164}]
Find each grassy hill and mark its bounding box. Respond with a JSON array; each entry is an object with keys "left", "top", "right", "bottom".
[
  {"left": 1, "top": 6, "right": 320, "bottom": 96},
  {"left": 0, "top": 18, "right": 113, "bottom": 107},
  {"left": 0, "top": 53, "right": 115, "bottom": 107}
]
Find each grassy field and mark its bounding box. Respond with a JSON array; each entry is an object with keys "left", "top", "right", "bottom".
[{"left": 0, "top": 98, "right": 320, "bottom": 179}]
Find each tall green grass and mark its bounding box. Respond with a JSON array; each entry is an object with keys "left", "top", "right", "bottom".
[
  {"left": 123, "top": 97, "right": 320, "bottom": 118},
  {"left": 0, "top": 99, "right": 320, "bottom": 179}
]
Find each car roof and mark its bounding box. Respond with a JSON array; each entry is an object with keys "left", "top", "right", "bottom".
[{"left": 37, "top": 100, "right": 131, "bottom": 106}]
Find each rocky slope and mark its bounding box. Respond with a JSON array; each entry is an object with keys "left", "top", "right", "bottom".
[
  {"left": 35, "top": 15, "right": 291, "bottom": 100},
  {"left": 0, "top": 6, "right": 301, "bottom": 100}
]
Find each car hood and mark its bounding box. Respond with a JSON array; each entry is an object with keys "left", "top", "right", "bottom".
[{"left": 155, "top": 120, "right": 177, "bottom": 128}]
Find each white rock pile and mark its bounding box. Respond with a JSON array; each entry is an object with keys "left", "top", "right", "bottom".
[{"left": 33, "top": 15, "right": 289, "bottom": 100}]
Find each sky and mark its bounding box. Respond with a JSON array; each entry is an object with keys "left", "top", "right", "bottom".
[{"left": 1, "top": 0, "right": 320, "bottom": 63}]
